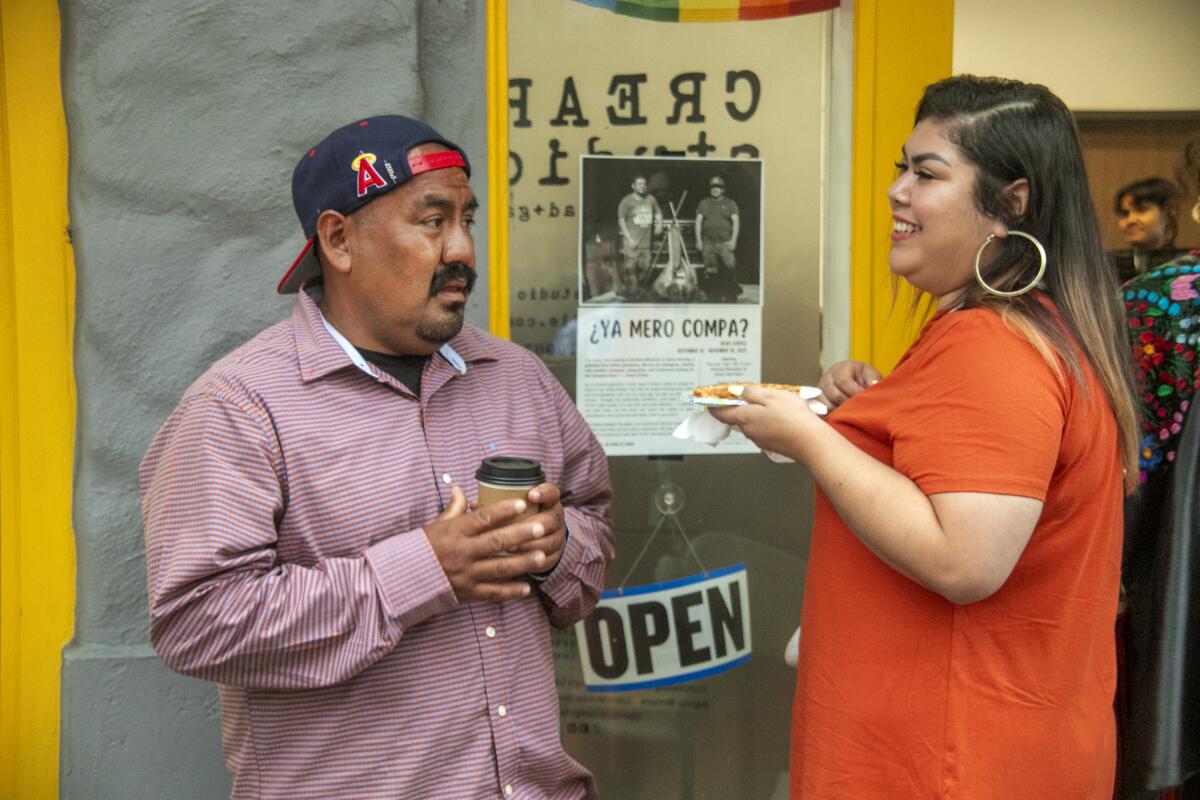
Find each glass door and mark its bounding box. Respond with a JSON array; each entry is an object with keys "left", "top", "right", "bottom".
[{"left": 500, "top": 3, "right": 832, "bottom": 795}]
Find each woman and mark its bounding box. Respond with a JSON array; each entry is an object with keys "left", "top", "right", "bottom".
[
  {"left": 1117, "top": 140, "right": 1200, "bottom": 800},
  {"left": 1112, "top": 177, "right": 1187, "bottom": 283},
  {"left": 712, "top": 75, "right": 1139, "bottom": 798}
]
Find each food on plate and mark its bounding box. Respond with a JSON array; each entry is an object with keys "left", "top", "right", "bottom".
[{"left": 691, "top": 382, "right": 805, "bottom": 400}]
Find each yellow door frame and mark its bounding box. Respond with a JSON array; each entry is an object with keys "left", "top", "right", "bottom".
[
  {"left": 0, "top": 1, "right": 77, "bottom": 798},
  {"left": 486, "top": 0, "right": 511, "bottom": 339},
  {"left": 849, "top": 0, "right": 954, "bottom": 371}
]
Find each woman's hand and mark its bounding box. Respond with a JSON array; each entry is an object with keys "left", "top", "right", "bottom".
[
  {"left": 708, "top": 385, "right": 824, "bottom": 462},
  {"left": 817, "top": 360, "right": 882, "bottom": 409}
]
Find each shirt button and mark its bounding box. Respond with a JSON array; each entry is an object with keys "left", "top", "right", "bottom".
[
  {"left": 497, "top": 705, "right": 507, "bottom": 718},
  {"left": 504, "top": 785, "right": 514, "bottom": 796},
  {"left": 485, "top": 626, "right": 496, "bottom": 638},
  {"left": 442, "top": 473, "right": 453, "bottom": 484}
]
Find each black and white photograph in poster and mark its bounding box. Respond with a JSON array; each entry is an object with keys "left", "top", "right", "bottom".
[
  {"left": 579, "top": 156, "right": 763, "bottom": 306},
  {"left": 575, "top": 157, "right": 764, "bottom": 456}
]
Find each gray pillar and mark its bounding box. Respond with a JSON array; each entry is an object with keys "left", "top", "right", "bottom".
[{"left": 59, "top": 2, "right": 489, "bottom": 796}]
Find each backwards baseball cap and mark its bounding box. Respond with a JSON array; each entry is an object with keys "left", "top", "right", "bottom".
[
  {"left": 278, "top": 115, "right": 471, "bottom": 294},
  {"left": 709, "top": 176, "right": 725, "bottom": 187}
]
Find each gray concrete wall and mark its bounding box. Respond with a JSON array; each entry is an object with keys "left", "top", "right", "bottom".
[{"left": 59, "top": 2, "right": 489, "bottom": 796}]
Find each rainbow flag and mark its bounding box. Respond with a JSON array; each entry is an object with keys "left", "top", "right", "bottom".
[{"left": 572, "top": 0, "right": 838, "bottom": 22}]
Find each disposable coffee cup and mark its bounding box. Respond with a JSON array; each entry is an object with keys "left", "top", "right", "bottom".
[{"left": 476, "top": 456, "right": 545, "bottom": 524}]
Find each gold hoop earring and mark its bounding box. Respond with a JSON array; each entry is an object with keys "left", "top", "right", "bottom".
[
  {"left": 974, "top": 231, "right": 1047, "bottom": 298},
  {"left": 1191, "top": 200, "right": 1199, "bottom": 225}
]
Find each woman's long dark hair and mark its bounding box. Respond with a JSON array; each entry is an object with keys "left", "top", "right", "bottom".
[{"left": 915, "top": 75, "right": 1138, "bottom": 490}]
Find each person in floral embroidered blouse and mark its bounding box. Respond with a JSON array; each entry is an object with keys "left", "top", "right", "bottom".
[
  {"left": 1117, "top": 135, "right": 1200, "bottom": 800},
  {"left": 1124, "top": 255, "right": 1200, "bottom": 482}
]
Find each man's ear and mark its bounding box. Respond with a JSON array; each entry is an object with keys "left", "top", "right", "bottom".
[{"left": 314, "top": 210, "right": 352, "bottom": 277}]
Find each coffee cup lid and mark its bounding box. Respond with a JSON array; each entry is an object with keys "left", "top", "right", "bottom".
[{"left": 476, "top": 456, "right": 546, "bottom": 487}]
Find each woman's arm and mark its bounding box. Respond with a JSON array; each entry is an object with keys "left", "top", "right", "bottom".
[{"left": 711, "top": 387, "right": 1042, "bottom": 603}]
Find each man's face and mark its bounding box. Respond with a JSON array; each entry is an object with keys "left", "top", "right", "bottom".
[
  {"left": 632, "top": 177, "right": 648, "bottom": 196},
  {"left": 710, "top": 183, "right": 724, "bottom": 197},
  {"left": 333, "top": 143, "right": 478, "bottom": 355}
]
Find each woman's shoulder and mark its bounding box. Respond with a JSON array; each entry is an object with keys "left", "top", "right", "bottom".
[
  {"left": 908, "top": 307, "right": 1053, "bottom": 381},
  {"left": 890, "top": 307, "right": 1066, "bottom": 420},
  {"left": 924, "top": 304, "right": 1077, "bottom": 388},
  {"left": 921, "top": 306, "right": 1031, "bottom": 350}
]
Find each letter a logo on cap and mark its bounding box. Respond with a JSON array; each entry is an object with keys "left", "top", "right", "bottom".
[{"left": 353, "top": 152, "right": 388, "bottom": 198}]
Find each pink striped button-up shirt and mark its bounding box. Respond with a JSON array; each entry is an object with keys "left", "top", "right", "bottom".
[{"left": 141, "top": 290, "right": 614, "bottom": 799}]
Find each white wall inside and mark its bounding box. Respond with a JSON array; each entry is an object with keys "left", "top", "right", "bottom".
[{"left": 953, "top": 0, "right": 1200, "bottom": 112}]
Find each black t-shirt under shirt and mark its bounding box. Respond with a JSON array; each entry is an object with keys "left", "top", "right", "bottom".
[{"left": 357, "top": 347, "right": 429, "bottom": 396}]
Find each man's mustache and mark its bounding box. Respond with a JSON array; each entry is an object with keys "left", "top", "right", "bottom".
[{"left": 429, "top": 262, "right": 477, "bottom": 297}]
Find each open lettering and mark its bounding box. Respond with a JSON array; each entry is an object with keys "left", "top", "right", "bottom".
[{"left": 575, "top": 566, "right": 752, "bottom": 692}]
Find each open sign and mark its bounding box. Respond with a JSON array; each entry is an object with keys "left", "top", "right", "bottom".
[{"left": 575, "top": 564, "right": 751, "bottom": 692}]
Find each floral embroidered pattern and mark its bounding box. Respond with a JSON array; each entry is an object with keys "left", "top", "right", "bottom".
[
  {"left": 1124, "top": 252, "right": 1200, "bottom": 483},
  {"left": 1170, "top": 273, "right": 1200, "bottom": 302}
]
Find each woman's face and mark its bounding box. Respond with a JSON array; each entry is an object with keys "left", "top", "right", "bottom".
[
  {"left": 888, "top": 119, "right": 1004, "bottom": 308},
  {"left": 1116, "top": 194, "right": 1168, "bottom": 251}
]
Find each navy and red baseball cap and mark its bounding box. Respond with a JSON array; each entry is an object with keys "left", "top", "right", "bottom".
[{"left": 278, "top": 115, "right": 471, "bottom": 294}]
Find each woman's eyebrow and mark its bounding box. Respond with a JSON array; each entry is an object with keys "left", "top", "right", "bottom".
[{"left": 911, "top": 152, "right": 951, "bottom": 166}]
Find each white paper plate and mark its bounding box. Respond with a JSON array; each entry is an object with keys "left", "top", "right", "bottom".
[
  {"left": 683, "top": 385, "right": 822, "bottom": 404},
  {"left": 681, "top": 386, "right": 828, "bottom": 416},
  {"left": 680, "top": 392, "right": 746, "bottom": 407}
]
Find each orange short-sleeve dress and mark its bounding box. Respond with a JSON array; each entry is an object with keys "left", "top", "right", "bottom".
[{"left": 791, "top": 307, "right": 1123, "bottom": 799}]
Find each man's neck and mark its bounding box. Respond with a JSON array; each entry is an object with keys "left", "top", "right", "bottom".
[
  {"left": 356, "top": 347, "right": 428, "bottom": 395},
  {"left": 317, "top": 290, "right": 437, "bottom": 358}
]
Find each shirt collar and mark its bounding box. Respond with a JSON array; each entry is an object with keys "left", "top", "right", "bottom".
[
  {"left": 319, "top": 314, "right": 375, "bottom": 376},
  {"left": 292, "top": 285, "right": 484, "bottom": 382}
]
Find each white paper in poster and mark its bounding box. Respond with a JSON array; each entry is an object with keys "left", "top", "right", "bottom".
[
  {"left": 574, "top": 564, "right": 752, "bottom": 693},
  {"left": 576, "top": 305, "right": 761, "bottom": 455},
  {"left": 574, "top": 154, "right": 765, "bottom": 456}
]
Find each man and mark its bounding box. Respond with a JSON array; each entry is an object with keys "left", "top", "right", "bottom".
[
  {"left": 141, "top": 115, "right": 614, "bottom": 800},
  {"left": 694, "top": 175, "right": 740, "bottom": 302},
  {"left": 615, "top": 174, "right": 662, "bottom": 300}
]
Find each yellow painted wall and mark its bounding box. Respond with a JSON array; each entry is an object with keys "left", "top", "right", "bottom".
[
  {"left": 0, "top": 1, "right": 77, "bottom": 798},
  {"left": 849, "top": 0, "right": 954, "bottom": 372},
  {"left": 954, "top": 0, "right": 1200, "bottom": 112}
]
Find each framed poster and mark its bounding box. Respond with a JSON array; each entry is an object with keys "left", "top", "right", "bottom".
[{"left": 575, "top": 155, "right": 765, "bottom": 454}]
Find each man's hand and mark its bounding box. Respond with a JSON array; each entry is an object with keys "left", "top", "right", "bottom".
[
  {"left": 425, "top": 486, "right": 553, "bottom": 603},
  {"left": 816, "top": 360, "right": 882, "bottom": 409},
  {"left": 514, "top": 483, "right": 568, "bottom": 574}
]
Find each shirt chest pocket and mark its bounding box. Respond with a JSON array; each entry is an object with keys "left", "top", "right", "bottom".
[{"left": 278, "top": 430, "right": 441, "bottom": 559}]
